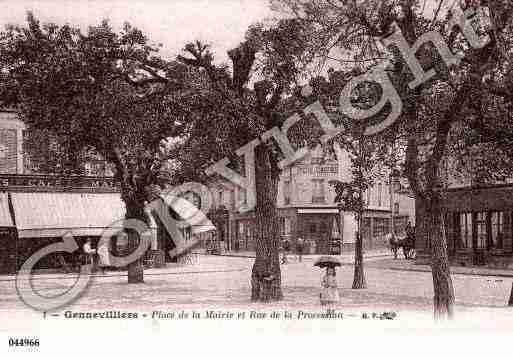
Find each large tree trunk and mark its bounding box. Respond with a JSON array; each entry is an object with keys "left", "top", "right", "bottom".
[
  {"left": 251, "top": 147, "right": 282, "bottom": 302},
  {"left": 123, "top": 191, "right": 148, "bottom": 284},
  {"left": 508, "top": 284, "right": 513, "bottom": 306},
  {"left": 352, "top": 213, "right": 366, "bottom": 289},
  {"left": 423, "top": 194, "right": 455, "bottom": 319}
]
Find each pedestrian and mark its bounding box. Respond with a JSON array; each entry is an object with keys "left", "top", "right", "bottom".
[
  {"left": 83, "top": 237, "right": 96, "bottom": 271},
  {"left": 296, "top": 237, "right": 304, "bottom": 262},
  {"left": 405, "top": 220, "right": 413, "bottom": 237},
  {"left": 320, "top": 267, "right": 340, "bottom": 306},
  {"left": 97, "top": 238, "right": 111, "bottom": 274},
  {"left": 281, "top": 238, "right": 290, "bottom": 264}
]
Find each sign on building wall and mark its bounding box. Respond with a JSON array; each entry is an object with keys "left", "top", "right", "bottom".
[
  {"left": 298, "top": 165, "right": 338, "bottom": 177},
  {"left": 0, "top": 174, "right": 118, "bottom": 192}
]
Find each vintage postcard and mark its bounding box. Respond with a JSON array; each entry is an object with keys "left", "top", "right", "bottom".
[{"left": 1, "top": 0, "right": 513, "bottom": 356}]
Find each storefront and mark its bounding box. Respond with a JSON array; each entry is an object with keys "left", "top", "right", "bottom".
[
  {"left": 10, "top": 190, "right": 127, "bottom": 272},
  {"left": 416, "top": 184, "right": 513, "bottom": 268},
  {"left": 222, "top": 205, "right": 407, "bottom": 255},
  {"left": 0, "top": 174, "right": 216, "bottom": 273},
  {"left": 232, "top": 211, "right": 256, "bottom": 251}
]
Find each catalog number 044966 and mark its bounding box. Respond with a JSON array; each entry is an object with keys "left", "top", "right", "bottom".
[{"left": 8, "top": 338, "right": 40, "bottom": 347}]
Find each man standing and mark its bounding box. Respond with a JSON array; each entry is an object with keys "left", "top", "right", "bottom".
[
  {"left": 83, "top": 237, "right": 96, "bottom": 271},
  {"left": 405, "top": 221, "right": 413, "bottom": 238},
  {"left": 281, "top": 237, "right": 290, "bottom": 264}
]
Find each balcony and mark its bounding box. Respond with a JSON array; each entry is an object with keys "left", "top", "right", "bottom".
[{"left": 299, "top": 165, "right": 338, "bottom": 178}]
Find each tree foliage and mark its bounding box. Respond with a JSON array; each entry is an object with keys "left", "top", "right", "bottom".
[
  {"left": 273, "top": 0, "right": 513, "bottom": 318},
  {"left": 175, "top": 19, "right": 319, "bottom": 301},
  {"left": 0, "top": 13, "right": 200, "bottom": 282}
]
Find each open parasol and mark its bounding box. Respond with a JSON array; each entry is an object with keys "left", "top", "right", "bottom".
[{"left": 313, "top": 255, "right": 341, "bottom": 268}]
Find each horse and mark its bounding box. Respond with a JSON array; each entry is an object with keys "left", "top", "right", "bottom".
[{"left": 386, "top": 232, "right": 416, "bottom": 260}]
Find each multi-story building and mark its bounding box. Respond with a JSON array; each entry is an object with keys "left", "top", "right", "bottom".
[
  {"left": 0, "top": 109, "right": 212, "bottom": 273},
  {"left": 0, "top": 109, "right": 25, "bottom": 174},
  {"left": 208, "top": 143, "right": 415, "bottom": 254},
  {"left": 0, "top": 110, "right": 128, "bottom": 274}
]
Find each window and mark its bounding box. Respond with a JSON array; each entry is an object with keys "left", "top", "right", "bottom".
[
  {"left": 373, "top": 218, "right": 387, "bottom": 237},
  {"left": 383, "top": 218, "right": 390, "bottom": 235},
  {"left": 459, "top": 213, "right": 472, "bottom": 249},
  {"left": 310, "top": 223, "right": 317, "bottom": 233},
  {"left": 238, "top": 221, "right": 245, "bottom": 236},
  {"left": 312, "top": 179, "right": 325, "bottom": 203},
  {"left": 283, "top": 180, "right": 291, "bottom": 205},
  {"left": 218, "top": 190, "right": 223, "bottom": 206},
  {"left": 229, "top": 190, "right": 235, "bottom": 210},
  {"left": 367, "top": 189, "right": 371, "bottom": 206},
  {"left": 491, "top": 211, "right": 504, "bottom": 249},
  {"left": 238, "top": 189, "right": 247, "bottom": 206},
  {"left": 476, "top": 212, "right": 487, "bottom": 249},
  {"left": 363, "top": 218, "right": 372, "bottom": 240},
  {"left": 184, "top": 191, "right": 201, "bottom": 209},
  {"left": 378, "top": 183, "right": 383, "bottom": 207},
  {"left": 284, "top": 218, "right": 292, "bottom": 235},
  {"left": 280, "top": 217, "right": 292, "bottom": 236},
  {"left": 394, "top": 202, "right": 399, "bottom": 214}
]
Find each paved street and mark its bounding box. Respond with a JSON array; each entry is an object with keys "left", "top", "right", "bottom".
[{"left": 2, "top": 253, "right": 513, "bottom": 332}]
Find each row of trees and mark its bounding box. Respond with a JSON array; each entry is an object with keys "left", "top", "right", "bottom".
[
  {"left": 0, "top": 12, "right": 321, "bottom": 298},
  {"left": 272, "top": 0, "right": 513, "bottom": 318},
  {"left": 1, "top": 0, "right": 512, "bottom": 317}
]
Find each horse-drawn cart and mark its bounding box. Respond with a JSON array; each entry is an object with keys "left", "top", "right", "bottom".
[{"left": 388, "top": 232, "right": 416, "bottom": 260}]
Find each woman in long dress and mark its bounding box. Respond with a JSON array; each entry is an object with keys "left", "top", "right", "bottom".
[
  {"left": 320, "top": 267, "right": 340, "bottom": 306},
  {"left": 97, "top": 239, "right": 111, "bottom": 274}
]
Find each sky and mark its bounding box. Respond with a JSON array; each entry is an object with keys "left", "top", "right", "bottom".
[
  {"left": 0, "top": 0, "right": 463, "bottom": 72},
  {"left": 0, "top": 0, "right": 274, "bottom": 63}
]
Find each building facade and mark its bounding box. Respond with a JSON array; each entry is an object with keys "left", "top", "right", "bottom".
[
  {"left": 415, "top": 181, "right": 513, "bottom": 268},
  {"left": 0, "top": 110, "right": 160, "bottom": 273},
  {"left": 208, "top": 143, "right": 414, "bottom": 254}
]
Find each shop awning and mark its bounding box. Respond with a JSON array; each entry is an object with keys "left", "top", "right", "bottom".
[
  {"left": 10, "top": 192, "right": 217, "bottom": 239},
  {"left": 11, "top": 192, "right": 126, "bottom": 238},
  {"left": 191, "top": 225, "right": 217, "bottom": 234},
  {"left": 0, "top": 192, "right": 13, "bottom": 227}
]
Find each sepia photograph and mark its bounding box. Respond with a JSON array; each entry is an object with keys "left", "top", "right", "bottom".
[{"left": 0, "top": 0, "right": 512, "bottom": 356}]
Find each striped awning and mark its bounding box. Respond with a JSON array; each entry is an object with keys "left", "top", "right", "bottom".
[
  {"left": 0, "top": 192, "right": 13, "bottom": 227},
  {"left": 10, "top": 192, "right": 216, "bottom": 238},
  {"left": 11, "top": 192, "right": 126, "bottom": 238}
]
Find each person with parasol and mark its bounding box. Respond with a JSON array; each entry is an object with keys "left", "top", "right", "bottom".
[{"left": 314, "top": 256, "right": 341, "bottom": 306}]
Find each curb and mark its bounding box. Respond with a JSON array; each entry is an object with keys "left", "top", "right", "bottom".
[
  {"left": 384, "top": 266, "right": 513, "bottom": 279},
  {"left": 214, "top": 253, "right": 392, "bottom": 260},
  {"left": 0, "top": 267, "right": 248, "bottom": 283}
]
